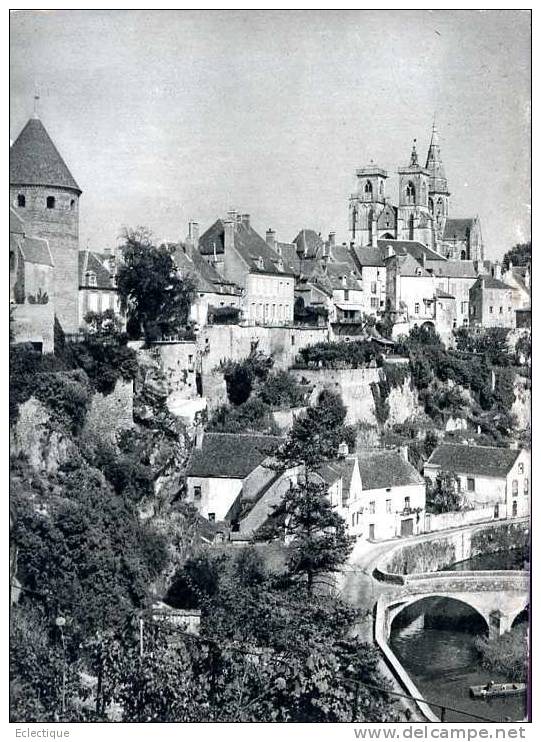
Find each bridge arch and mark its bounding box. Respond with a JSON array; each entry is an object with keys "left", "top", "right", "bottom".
[{"left": 389, "top": 594, "right": 489, "bottom": 637}]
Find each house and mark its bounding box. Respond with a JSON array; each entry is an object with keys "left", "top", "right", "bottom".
[
  {"left": 424, "top": 443, "right": 530, "bottom": 519},
  {"left": 172, "top": 223, "right": 242, "bottom": 327},
  {"left": 78, "top": 249, "right": 122, "bottom": 325},
  {"left": 469, "top": 275, "right": 515, "bottom": 329},
  {"left": 185, "top": 431, "right": 283, "bottom": 523},
  {"left": 10, "top": 207, "right": 55, "bottom": 352},
  {"left": 502, "top": 262, "right": 531, "bottom": 320},
  {"left": 425, "top": 259, "right": 479, "bottom": 328},
  {"left": 198, "top": 212, "right": 295, "bottom": 325},
  {"left": 351, "top": 244, "right": 387, "bottom": 316},
  {"left": 348, "top": 448, "right": 426, "bottom": 541}
]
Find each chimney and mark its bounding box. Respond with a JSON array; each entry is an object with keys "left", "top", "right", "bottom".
[
  {"left": 187, "top": 221, "right": 200, "bottom": 254},
  {"left": 224, "top": 218, "right": 235, "bottom": 254},
  {"left": 195, "top": 425, "right": 204, "bottom": 449},
  {"left": 328, "top": 231, "right": 336, "bottom": 247},
  {"left": 322, "top": 242, "right": 330, "bottom": 270},
  {"left": 241, "top": 214, "right": 250, "bottom": 228},
  {"left": 398, "top": 445, "right": 408, "bottom": 463},
  {"left": 266, "top": 228, "right": 276, "bottom": 249},
  {"left": 337, "top": 441, "right": 349, "bottom": 458},
  {"left": 227, "top": 209, "right": 238, "bottom": 224}
]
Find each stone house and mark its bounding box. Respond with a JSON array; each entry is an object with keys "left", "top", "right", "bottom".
[
  {"left": 469, "top": 276, "right": 516, "bottom": 329},
  {"left": 172, "top": 225, "right": 242, "bottom": 327},
  {"left": 198, "top": 213, "right": 295, "bottom": 325},
  {"left": 426, "top": 259, "right": 479, "bottom": 328},
  {"left": 185, "top": 431, "right": 283, "bottom": 523},
  {"left": 424, "top": 443, "right": 530, "bottom": 519},
  {"left": 78, "top": 249, "right": 122, "bottom": 326},
  {"left": 347, "top": 449, "right": 426, "bottom": 541}
]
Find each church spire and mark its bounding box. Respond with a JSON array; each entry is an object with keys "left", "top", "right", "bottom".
[
  {"left": 409, "top": 138, "right": 419, "bottom": 166},
  {"left": 33, "top": 86, "right": 40, "bottom": 119}
]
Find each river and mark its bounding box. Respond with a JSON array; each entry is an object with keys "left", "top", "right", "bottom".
[{"left": 389, "top": 548, "right": 529, "bottom": 722}]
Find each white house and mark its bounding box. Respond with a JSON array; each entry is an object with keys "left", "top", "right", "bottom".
[
  {"left": 185, "top": 432, "right": 283, "bottom": 522},
  {"left": 424, "top": 443, "right": 530, "bottom": 519}
]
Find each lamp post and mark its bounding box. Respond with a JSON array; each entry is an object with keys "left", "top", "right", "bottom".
[{"left": 55, "top": 616, "right": 67, "bottom": 719}]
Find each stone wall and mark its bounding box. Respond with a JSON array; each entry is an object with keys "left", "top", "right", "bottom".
[
  {"left": 11, "top": 397, "right": 75, "bottom": 473},
  {"left": 289, "top": 367, "right": 418, "bottom": 427},
  {"left": 11, "top": 302, "right": 55, "bottom": 354},
  {"left": 83, "top": 379, "right": 134, "bottom": 441},
  {"left": 512, "top": 374, "right": 531, "bottom": 430},
  {"left": 199, "top": 324, "right": 329, "bottom": 374}
]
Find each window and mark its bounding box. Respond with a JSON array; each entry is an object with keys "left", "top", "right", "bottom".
[
  {"left": 364, "top": 180, "right": 373, "bottom": 196},
  {"left": 369, "top": 500, "right": 375, "bottom": 514},
  {"left": 467, "top": 477, "right": 475, "bottom": 492},
  {"left": 193, "top": 486, "right": 201, "bottom": 501},
  {"left": 489, "top": 306, "right": 493, "bottom": 314},
  {"left": 512, "top": 479, "right": 518, "bottom": 496},
  {"left": 414, "top": 303, "right": 420, "bottom": 314},
  {"left": 370, "top": 297, "right": 378, "bottom": 309},
  {"left": 405, "top": 182, "right": 415, "bottom": 205},
  {"left": 344, "top": 289, "right": 349, "bottom": 301},
  {"left": 386, "top": 499, "right": 392, "bottom": 514},
  {"left": 371, "top": 282, "right": 377, "bottom": 294},
  {"left": 291, "top": 334, "right": 295, "bottom": 346},
  {"left": 494, "top": 503, "right": 499, "bottom": 518},
  {"left": 17, "top": 194, "right": 25, "bottom": 208},
  {"left": 46, "top": 196, "right": 55, "bottom": 209},
  {"left": 499, "top": 306, "right": 503, "bottom": 314},
  {"left": 461, "top": 301, "right": 468, "bottom": 314},
  {"left": 512, "top": 501, "right": 518, "bottom": 517},
  {"left": 85, "top": 271, "right": 97, "bottom": 287},
  {"left": 518, "top": 463, "right": 524, "bottom": 474},
  {"left": 524, "top": 478, "right": 529, "bottom": 495},
  {"left": 70, "top": 199, "right": 75, "bottom": 210},
  {"left": 404, "top": 496, "right": 410, "bottom": 511},
  {"left": 208, "top": 512, "right": 215, "bottom": 522}
]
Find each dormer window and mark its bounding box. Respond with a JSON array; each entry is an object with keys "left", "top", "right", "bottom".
[
  {"left": 416, "top": 268, "right": 422, "bottom": 276},
  {"left": 257, "top": 256, "right": 264, "bottom": 270},
  {"left": 46, "top": 196, "right": 55, "bottom": 209},
  {"left": 85, "top": 271, "right": 97, "bottom": 287},
  {"left": 17, "top": 194, "right": 26, "bottom": 208}
]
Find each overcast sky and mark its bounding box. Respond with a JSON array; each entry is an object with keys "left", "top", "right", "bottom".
[{"left": 10, "top": 9, "right": 531, "bottom": 259}]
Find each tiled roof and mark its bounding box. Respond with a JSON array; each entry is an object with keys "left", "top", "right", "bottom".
[
  {"left": 324, "top": 263, "right": 362, "bottom": 291},
  {"left": 10, "top": 117, "right": 81, "bottom": 193},
  {"left": 10, "top": 208, "right": 25, "bottom": 234},
  {"left": 78, "top": 251, "right": 115, "bottom": 289},
  {"left": 186, "top": 433, "right": 283, "bottom": 479},
  {"left": 426, "top": 260, "right": 478, "bottom": 278},
  {"left": 199, "top": 219, "right": 293, "bottom": 276},
  {"left": 173, "top": 245, "right": 239, "bottom": 294},
  {"left": 292, "top": 229, "right": 325, "bottom": 259},
  {"left": 19, "top": 236, "right": 54, "bottom": 267},
  {"left": 380, "top": 239, "right": 446, "bottom": 263},
  {"left": 279, "top": 244, "right": 302, "bottom": 276},
  {"left": 472, "top": 276, "right": 512, "bottom": 291},
  {"left": 352, "top": 245, "right": 386, "bottom": 267},
  {"left": 357, "top": 451, "right": 424, "bottom": 490},
  {"left": 395, "top": 254, "right": 431, "bottom": 277},
  {"left": 443, "top": 218, "right": 474, "bottom": 241},
  {"left": 425, "top": 444, "right": 521, "bottom": 478}
]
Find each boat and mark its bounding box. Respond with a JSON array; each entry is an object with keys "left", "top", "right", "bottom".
[{"left": 469, "top": 682, "right": 526, "bottom": 699}]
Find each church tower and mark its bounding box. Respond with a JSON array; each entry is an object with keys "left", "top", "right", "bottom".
[
  {"left": 10, "top": 104, "right": 81, "bottom": 334},
  {"left": 425, "top": 121, "right": 450, "bottom": 250},
  {"left": 349, "top": 163, "right": 388, "bottom": 246},
  {"left": 397, "top": 139, "right": 433, "bottom": 245}
]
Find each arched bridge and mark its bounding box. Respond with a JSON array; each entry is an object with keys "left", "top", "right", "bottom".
[{"left": 378, "top": 570, "right": 529, "bottom": 640}]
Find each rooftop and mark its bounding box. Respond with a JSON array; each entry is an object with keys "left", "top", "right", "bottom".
[
  {"left": 443, "top": 218, "right": 475, "bottom": 241},
  {"left": 10, "top": 117, "right": 81, "bottom": 193},
  {"left": 78, "top": 250, "right": 115, "bottom": 289},
  {"left": 186, "top": 433, "right": 283, "bottom": 479},
  {"left": 425, "top": 443, "right": 522, "bottom": 477},
  {"left": 357, "top": 450, "right": 425, "bottom": 490}
]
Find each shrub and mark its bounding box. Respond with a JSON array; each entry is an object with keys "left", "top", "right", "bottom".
[
  {"left": 258, "top": 371, "right": 305, "bottom": 408},
  {"left": 474, "top": 624, "right": 528, "bottom": 682},
  {"left": 207, "top": 398, "right": 281, "bottom": 435},
  {"left": 296, "top": 340, "right": 382, "bottom": 369}
]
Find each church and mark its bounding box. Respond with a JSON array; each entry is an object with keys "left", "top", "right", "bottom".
[{"left": 348, "top": 124, "right": 484, "bottom": 262}]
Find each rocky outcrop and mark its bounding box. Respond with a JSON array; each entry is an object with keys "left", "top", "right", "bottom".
[
  {"left": 11, "top": 397, "right": 76, "bottom": 473},
  {"left": 511, "top": 375, "right": 531, "bottom": 431}
]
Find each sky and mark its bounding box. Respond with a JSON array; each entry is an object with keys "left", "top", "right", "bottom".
[{"left": 10, "top": 9, "right": 531, "bottom": 259}]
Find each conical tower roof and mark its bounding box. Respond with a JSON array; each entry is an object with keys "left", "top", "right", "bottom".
[{"left": 10, "top": 117, "right": 81, "bottom": 193}]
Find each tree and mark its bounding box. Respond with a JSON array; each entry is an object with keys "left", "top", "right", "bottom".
[
  {"left": 83, "top": 308, "right": 123, "bottom": 338},
  {"left": 220, "top": 348, "right": 274, "bottom": 405},
  {"left": 117, "top": 228, "right": 197, "bottom": 341},
  {"left": 426, "top": 471, "right": 465, "bottom": 514},
  {"left": 264, "top": 478, "right": 354, "bottom": 592},
  {"left": 276, "top": 389, "right": 354, "bottom": 469},
  {"left": 502, "top": 241, "right": 531, "bottom": 271}
]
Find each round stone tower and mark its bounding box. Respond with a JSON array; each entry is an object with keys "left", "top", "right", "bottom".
[{"left": 10, "top": 111, "right": 82, "bottom": 334}]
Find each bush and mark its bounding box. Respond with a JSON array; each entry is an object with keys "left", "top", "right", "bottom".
[
  {"left": 296, "top": 340, "right": 382, "bottom": 369},
  {"left": 220, "top": 349, "right": 274, "bottom": 406},
  {"left": 207, "top": 398, "right": 281, "bottom": 435},
  {"left": 258, "top": 371, "right": 305, "bottom": 408},
  {"left": 474, "top": 624, "right": 528, "bottom": 682}
]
